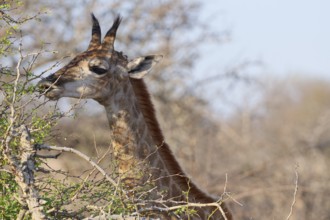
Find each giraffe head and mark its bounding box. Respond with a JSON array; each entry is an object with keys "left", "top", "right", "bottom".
[{"left": 38, "top": 14, "right": 162, "bottom": 103}]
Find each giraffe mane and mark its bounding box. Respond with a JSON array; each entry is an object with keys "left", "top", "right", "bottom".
[{"left": 129, "top": 78, "right": 217, "bottom": 203}]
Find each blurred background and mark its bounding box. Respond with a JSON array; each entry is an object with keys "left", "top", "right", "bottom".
[{"left": 3, "top": 0, "right": 329, "bottom": 219}]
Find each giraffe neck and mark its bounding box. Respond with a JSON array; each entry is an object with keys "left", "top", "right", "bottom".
[
  {"left": 99, "top": 78, "right": 232, "bottom": 219},
  {"left": 100, "top": 78, "right": 165, "bottom": 189}
]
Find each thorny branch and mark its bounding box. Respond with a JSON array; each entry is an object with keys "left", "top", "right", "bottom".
[{"left": 1, "top": 41, "right": 47, "bottom": 219}]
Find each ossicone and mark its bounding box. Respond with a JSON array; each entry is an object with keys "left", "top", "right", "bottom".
[
  {"left": 102, "top": 15, "right": 122, "bottom": 51},
  {"left": 87, "top": 13, "right": 102, "bottom": 50}
]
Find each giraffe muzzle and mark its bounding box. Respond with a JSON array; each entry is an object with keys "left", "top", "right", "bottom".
[{"left": 37, "top": 79, "right": 62, "bottom": 100}]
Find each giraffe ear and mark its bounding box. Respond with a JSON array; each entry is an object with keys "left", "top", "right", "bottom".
[{"left": 127, "top": 55, "right": 163, "bottom": 79}]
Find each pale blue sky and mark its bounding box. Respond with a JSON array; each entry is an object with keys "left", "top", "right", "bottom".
[{"left": 198, "top": 0, "right": 330, "bottom": 78}]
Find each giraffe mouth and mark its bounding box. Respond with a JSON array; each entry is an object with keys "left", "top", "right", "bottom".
[{"left": 37, "top": 80, "right": 63, "bottom": 100}]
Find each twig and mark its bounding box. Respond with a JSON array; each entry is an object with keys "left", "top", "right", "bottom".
[
  {"left": 0, "top": 168, "right": 12, "bottom": 173},
  {"left": 36, "top": 153, "right": 62, "bottom": 159},
  {"left": 221, "top": 174, "right": 243, "bottom": 207},
  {"left": 37, "top": 144, "right": 119, "bottom": 189},
  {"left": 70, "top": 144, "right": 113, "bottom": 201},
  {"left": 135, "top": 201, "right": 228, "bottom": 220},
  {"left": 286, "top": 164, "right": 299, "bottom": 220},
  {"left": 16, "top": 209, "right": 28, "bottom": 220}
]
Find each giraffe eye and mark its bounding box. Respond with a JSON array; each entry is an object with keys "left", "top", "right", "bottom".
[
  {"left": 88, "top": 58, "right": 109, "bottom": 75},
  {"left": 90, "top": 66, "right": 108, "bottom": 75}
]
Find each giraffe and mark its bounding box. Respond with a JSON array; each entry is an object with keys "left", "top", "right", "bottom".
[{"left": 38, "top": 14, "right": 232, "bottom": 219}]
